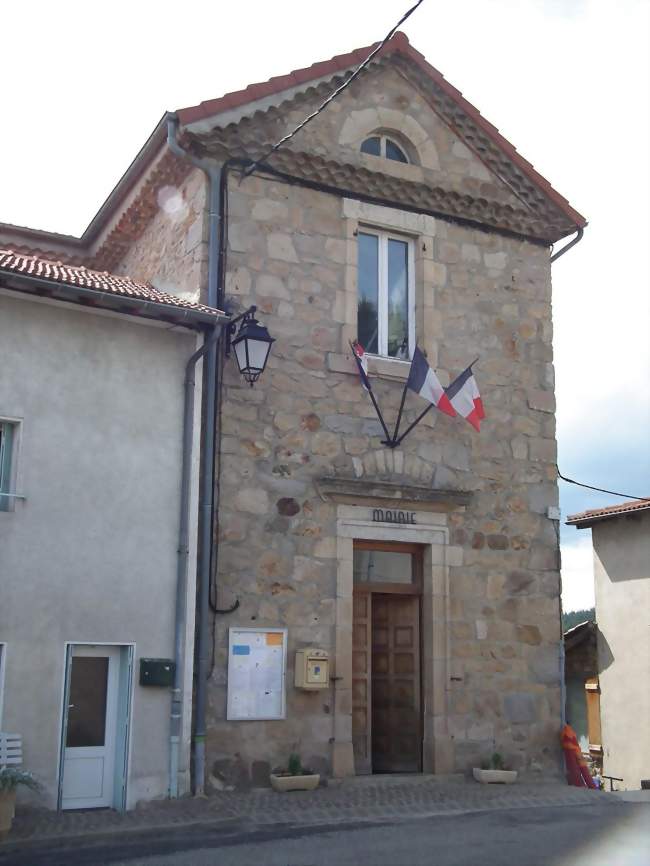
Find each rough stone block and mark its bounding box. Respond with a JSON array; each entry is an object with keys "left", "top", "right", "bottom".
[
  {"left": 504, "top": 693, "right": 538, "bottom": 724},
  {"left": 527, "top": 389, "right": 556, "bottom": 414}
]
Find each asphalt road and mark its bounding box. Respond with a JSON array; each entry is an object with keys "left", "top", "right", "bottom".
[{"left": 1, "top": 803, "right": 648, "bottom": 866}]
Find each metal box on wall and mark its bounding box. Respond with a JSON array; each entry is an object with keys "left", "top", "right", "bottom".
[
  {"left": 294, "top": 648, "right": 329, "bottom": 690},
  {"left": 139, "top": 658, "right": 175, "bottom": 687}
]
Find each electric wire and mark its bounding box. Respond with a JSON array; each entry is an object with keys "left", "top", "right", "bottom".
[
  {"left": 241, "top": 0, "right": 426, "bottom": 179},
  {"left": 557, "top": 468, "right": 649, "bottom": 501}
]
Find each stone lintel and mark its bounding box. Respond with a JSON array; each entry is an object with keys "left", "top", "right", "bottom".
[{"left": 316, "top": 476, "right": 471, "bottom": 511}]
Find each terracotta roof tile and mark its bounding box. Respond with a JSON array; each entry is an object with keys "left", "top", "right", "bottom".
[
  {"left": 176, "top": 32, "right": 586, "bottom": 229},
  {"left": 0, "top": 249, "right": 223, "bottom": 321},
  {"left": 566, "top": 498, "right": 650, "bottom": 527}
]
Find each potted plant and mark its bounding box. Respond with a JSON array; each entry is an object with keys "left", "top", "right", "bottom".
[
  {"left": 0, "top": 768, "right": 39, "bottom": 834},
  {"left": 270, "top": 753, "right": 320, "bottom": 792},
  {"left": 473, "top": 752, "right": 518, "bottom": 785}
]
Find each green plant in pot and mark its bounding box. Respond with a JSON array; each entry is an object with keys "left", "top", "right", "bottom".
[
  {"left": 270, "top": 752, "right": 320, "bottom": 792},
  {"left": 0, "top": 768, "right": 39, "bottom": 834},
  {"left": 473, "top": 752, "right": 518, "bottom": 785}
]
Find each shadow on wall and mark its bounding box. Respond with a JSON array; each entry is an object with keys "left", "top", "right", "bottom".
[
  {"left": 597, "top": 628, "right": 615, "bottom": 674},
  {"left": 594, "top": 516, "right": 650, "bottom": 584}
]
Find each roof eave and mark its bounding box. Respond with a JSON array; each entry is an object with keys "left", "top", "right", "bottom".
[{"left": 0, "top": 270, "right": 227, "bottom": 328}]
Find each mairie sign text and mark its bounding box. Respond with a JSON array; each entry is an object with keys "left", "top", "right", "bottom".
[{"left": 372, "top": 509, "right": 416, "bottom": 525}]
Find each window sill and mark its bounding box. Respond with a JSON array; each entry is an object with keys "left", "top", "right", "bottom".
[{"left": 327, "top": 351, "right": 410, "bottom": 383}]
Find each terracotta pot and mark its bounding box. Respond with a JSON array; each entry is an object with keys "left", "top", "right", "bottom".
[
  {"left": 473, "top": 768, "right": 518, "bottom": 784},
  {"left": 0, "top": 789, "right": 17, "bottom": 834},
  {"left": 270, "top": 773, "right": 320, "bottom": 792}
]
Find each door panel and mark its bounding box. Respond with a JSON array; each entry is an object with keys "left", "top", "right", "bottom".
[
  {"left": 372, "top": 594, "right": 421, "bottom": 773},
  {"left": 352, "top": 592, "right": 372, "bottom": 774},
  {"left": 61, "top": 646, "right": 120, "bottom": 809}
]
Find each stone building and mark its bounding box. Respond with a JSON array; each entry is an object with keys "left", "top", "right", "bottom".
[{"left": 1, "top": 32, "right": 586, "bottom": 793}]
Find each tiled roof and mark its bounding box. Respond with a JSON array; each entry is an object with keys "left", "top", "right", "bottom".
[
  {"left": 195, "top": 136, "right": 570, "bottom": 244},
  {"left": 178, "top": 32, "right": 586, "bottom": 230},
  {"left": 566, "top": 498, "right": 650, "bottom": 527},
  {"left": 0, "top": 249, "right": 223, "bottom": 322}
]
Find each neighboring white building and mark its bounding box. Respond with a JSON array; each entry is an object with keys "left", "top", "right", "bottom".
[
  {"left": 0, "top": 252, "right": 225, "bottom": 810},
  {"left": 567, "top": 499, "right": 650, "bottom": 791}
]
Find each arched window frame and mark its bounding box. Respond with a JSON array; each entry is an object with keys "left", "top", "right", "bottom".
[{"left": 361, "top": 135, "right": 410, "bottom": 164}]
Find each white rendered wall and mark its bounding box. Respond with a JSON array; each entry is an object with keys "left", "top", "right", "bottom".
[
  {"left": 0, "top": 291, "right": 202, "bottom": 808},
  {"left": 593, "top": 513, "right": 650, "bottom": 790}
]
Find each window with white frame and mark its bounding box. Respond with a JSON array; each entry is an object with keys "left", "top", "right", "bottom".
[
  {"left": 360, "top": 135, "right": 409, "bottom": 164},
  {"left": 357, "top": 229, "right": 415, "bottom": 360},
  {"left": 0, "top": 421, "right": 17, "bottom": 512}
]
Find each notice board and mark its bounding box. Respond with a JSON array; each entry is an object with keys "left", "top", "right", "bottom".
[{"left": 227, "top": 628, "right": 287, "bottom": 721}]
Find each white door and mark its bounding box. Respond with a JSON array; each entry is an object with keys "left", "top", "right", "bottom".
[{"left": 61, "top": 645, "right": 120, "bottom": 809}]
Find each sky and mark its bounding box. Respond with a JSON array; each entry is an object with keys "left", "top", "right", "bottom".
[{"left": 2, "top": 1, "right": 648, "bottom": 612}]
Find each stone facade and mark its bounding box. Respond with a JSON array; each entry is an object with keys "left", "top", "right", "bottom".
[
  {"left": 115, "top": 166, "right": 207, "bottom": 302},
  {"left": 190, "top": 58, "right": 565, "bottom": 787}
]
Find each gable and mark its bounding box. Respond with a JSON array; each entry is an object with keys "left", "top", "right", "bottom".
[{"left": 188, "top": 54, "right": 578, "bottom": 243}]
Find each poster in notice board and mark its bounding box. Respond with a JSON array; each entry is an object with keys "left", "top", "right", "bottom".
[{"left": 226, "top": 628, "right": 287, "bottom": 721}]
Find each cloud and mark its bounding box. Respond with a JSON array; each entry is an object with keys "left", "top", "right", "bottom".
[{"left": 561, "top": 533, "right": 595, "bottom": 612}]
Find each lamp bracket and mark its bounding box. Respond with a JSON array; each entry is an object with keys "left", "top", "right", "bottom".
[{"left": 225, "top": 305, "right": 257, "bottom": 357}]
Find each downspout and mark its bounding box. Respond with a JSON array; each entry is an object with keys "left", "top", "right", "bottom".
[
  {"left": 171, "top": 324, "right": 222, "bottom": 798},
  {"left": 167, "top": 114, "right": 223, "bottom": 796},
  {"left": 550, "top": 227, "right": 584, "bottom": 263}
]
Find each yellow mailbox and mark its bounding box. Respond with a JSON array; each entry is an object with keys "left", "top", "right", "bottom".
[{"left": 294, "top": 648, "right": 329, "bottom": 690}]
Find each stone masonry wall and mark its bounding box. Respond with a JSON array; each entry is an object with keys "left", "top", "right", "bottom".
[
  {"left": 208, "top": 166, "right": 562, "bottom": 787},
  {"left": 115, "top": 166, "right": 207, "bottom": 302}
]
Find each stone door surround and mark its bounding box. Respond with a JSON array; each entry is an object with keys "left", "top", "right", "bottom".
[{"left": 331, "top": 500, "right": 463, "bottom": 777}]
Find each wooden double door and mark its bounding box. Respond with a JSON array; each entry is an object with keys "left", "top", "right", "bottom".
[{"left": 352, "top": 542, "right": 422, "bottom": 774}]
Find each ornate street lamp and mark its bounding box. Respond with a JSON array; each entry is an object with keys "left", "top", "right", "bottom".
[{"left": 226, "top": 305, "right": 274, "bottom": 386}]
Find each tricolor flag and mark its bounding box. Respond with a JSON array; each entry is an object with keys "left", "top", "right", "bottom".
[
  {"left": 406, "top": 347, "right": 455, "bottom": 418},
  {"left": 350, "top": 341, "right": 371, "bottom": 391},
  {"left": 445, "top": 365, "right": 485, "bottom": 432}
]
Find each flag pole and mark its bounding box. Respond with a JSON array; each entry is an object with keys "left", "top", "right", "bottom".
[
  {"left": 349, "top": 341, "right": 393, "bottom": 445},
  {"left": 369, "top": 389, "right": 394, "bottom": 446},
  {"left": 391, "top": 375, "right": 410, "bottom": 445},
  {"left": 393, "top": 403, "right": 434, "bottom": 446}
]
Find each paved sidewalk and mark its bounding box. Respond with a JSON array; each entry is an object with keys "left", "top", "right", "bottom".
[{"left": 2, "top": 776, "right": 614, "bottom": 849}]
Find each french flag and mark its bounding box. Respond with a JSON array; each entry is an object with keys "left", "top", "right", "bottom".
[
  {"left": 351, "top": 341, "right": 371, "bottom": 391},
  {"left": 406, "top": 347, "right": 455, "bottom": 417},
  {"left": 445, "top": 365, "right": 485, "bottom": 432}
]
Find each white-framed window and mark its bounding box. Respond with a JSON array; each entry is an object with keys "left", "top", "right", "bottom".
[
  {"left": 360, "top": 135, "right": 409, "bottom": 164},
  {"left": 357, "top": 228, "right": 415, "bottom": 360},
  {"left": 0, "top": 421, "right": 17, "bottom": 512}
]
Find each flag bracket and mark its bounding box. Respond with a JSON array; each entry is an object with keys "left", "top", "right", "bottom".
[{"left": 350, "top": 341, "right": 482, "bottom": 448}]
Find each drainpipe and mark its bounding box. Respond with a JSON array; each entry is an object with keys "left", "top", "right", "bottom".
[
  {"left": 550, "top": 227, "right": 584, "bottom": 263},
  {"left": 167, "top": 115, "right": 223, "bottom": 796},
  {"left": 171, "top": 324, "right": 222, "bottom": 798}
]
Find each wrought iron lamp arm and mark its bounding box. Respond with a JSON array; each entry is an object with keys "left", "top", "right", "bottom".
[{"left": 225, "top": 305, "right": 257, "bottom": 356}]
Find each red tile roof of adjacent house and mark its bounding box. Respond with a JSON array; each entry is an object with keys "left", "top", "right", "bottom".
[
  {"left": 0, "top": 249, "right": 224, "bottom": 323},
  {"left": 566, "top": 498, "right": 650, "bottom": 527},
  {"left": 177, "top": 31, "right": 586, "bottom": 229}
]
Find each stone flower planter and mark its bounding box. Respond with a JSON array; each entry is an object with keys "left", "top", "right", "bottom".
[
  {"left": 473, "top": 768, "right": 518, "bottom": 785},
  {"left": 270, "top": 773, "right": 320, "bottom": 792},
  {"left": 0, "top": 789, "right": 17, "bottom": 835}
]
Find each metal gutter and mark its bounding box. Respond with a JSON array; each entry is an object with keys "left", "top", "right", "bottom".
[
  {"left": 166, "top": 115, "right": 224, "bottom": 797},
  {"left": 550, "top": 227, "right": 584, "bottom": 263},
  {"left": 170, "top": 324, "right": 223, "bottom": 798}
]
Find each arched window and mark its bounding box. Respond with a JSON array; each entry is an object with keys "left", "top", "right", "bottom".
[{"left": 360, "top": 135, "right": 409, "bottom": 164}]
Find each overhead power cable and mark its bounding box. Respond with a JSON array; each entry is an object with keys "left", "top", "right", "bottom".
[
  {"left": 557, "top": 468, "right": 649, "bottom": 501},
  {"left": 241, "top": 0, "right": 426, "bottom": 179}
]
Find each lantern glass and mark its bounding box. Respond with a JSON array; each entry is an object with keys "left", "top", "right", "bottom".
[{"left": 231, "top": 315, "right": 274, "bottom": 385}]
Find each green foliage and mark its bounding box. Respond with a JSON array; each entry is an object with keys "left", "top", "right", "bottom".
[
  {"left": 562, "top": 607, "right": 595, "bottom": 631},
  {"left": 0, "top": 768, "right": 39, "bottom": 792},
  {"left": 490, "top": 752, "right": 505, "bottom": 771},
  {"left": 287, "top": 753, "right": 302, "bottom": 776},
  {"left": 481, "top": 752, "right": 507, "bottom": 771}
]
